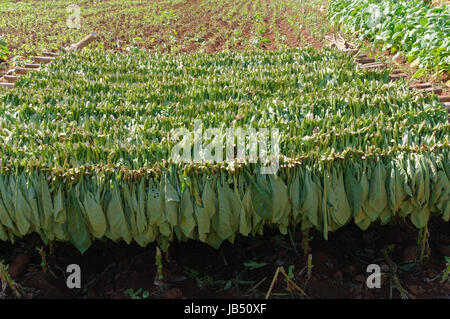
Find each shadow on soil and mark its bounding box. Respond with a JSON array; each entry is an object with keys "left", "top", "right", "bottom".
[{"left": 1, "top": 218, "right": 449, "bottom": 299}]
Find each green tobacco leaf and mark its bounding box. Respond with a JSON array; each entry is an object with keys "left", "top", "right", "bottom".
[
  {"left": 164, "top": 175, "right": 180, "bottom": 226},
  {"left": 67, "top": 192, "right": 91, "bottom": 253},
  {"left": 216, "top": 182, "right": 233, "bottom": 241},
  {"left": 301, "top": 170, "right": 322, "bottom": 231},
  {"left": 344, "top": 165, "right": 363, "bottom": 217},
  {"left": 83, "top": 189, "right": 106, "bottom": 239},
  {"left": 38, "top": 173, "right": 54, "bottom": 230},
  {"left": 13, "top": 176, "right": 32, "bottom": 236},
  {"left": 180, "top": 189, "right": 195, "bottom": 239},
  {"left": 53, "top": 185, "right": 66, "bottom": 224},
  {"left": 248, "top": 174, "right": 272, "bottom": 219},
  {"left": 269, "top": 175, "right": 290, "bottom": 234},
  {"left": 367, "top": 161, "right": 388, "bottom": 221},
  {"left": 195, "top": 180, "right": 216, "bottom": 242},
  {"left": 239, "top": 189, "right": 253, "bottom": 236},
  {"left": 136, "top": 179, "right": 147, "bottom": 234},
  {"left": 106, "top": 183, "right": 132, "bottom": 243}
]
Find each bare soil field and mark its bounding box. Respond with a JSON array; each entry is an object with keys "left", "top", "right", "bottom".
[
  {"left": 0, "top": 0, "right": 330, "bottom": 59},
  {"left": 1, "top": 218, "right": 449, "bottom": 299}
]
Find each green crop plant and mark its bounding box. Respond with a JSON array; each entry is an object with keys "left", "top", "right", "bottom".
[
  {"left": 1, "top": 0, "right": 335, "bottom": 56},
  {"left": 0, "top": 260, "right": 22, "bottom": 297},
  {"left": 441, "top": 256, "right": 450, "bottom": 284},
  {"left": 328, "top": 0, "right": 450, "bottom": 72},
  {"left": 0, "top": 36, "right": 8, "bottom": 62},
  {"left": 0, "top": 47, "right": 448, "bottom": 253},
  {"left": 124, "top": 288, "right": 150, "bottom": 299}
]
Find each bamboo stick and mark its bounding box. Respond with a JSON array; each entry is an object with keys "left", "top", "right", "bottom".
[
  {"left": 419, "top": 87, "right": 442, "bottom": 95},
  {"left": 356, "top": 57, "right": 375, "bottom": 64},
  {"left": 42, "top": 52, "right": 58, "bottom": 57},
  {"left": 360, "top": 62, "right": 386, "bottom": 69},
  {"left": 389, "top": 73, "right": 407, "bottom": 81},
  {"left": 32, "top": 56, "right": 55, "bottom": 64},
  {"left": 410, "top": 82, "right": 432, "bottom": 90},
  {"left": 265, "top": 267, "right": 281, "bottom": 299},
  {"left": 3, "top": 75, "right": 19, "bottom": 83},
  {"left": 15, "top": 67, "right": 37, "bottom": 74},
  {"left": 68, "top": 32, "right": 100, "bottom": 51},
  {"left": 25, "top": 63, "right": 40, "bottom": 69},
  {"left": 438, "top": 95, "right": 450, "bottom": 103}
]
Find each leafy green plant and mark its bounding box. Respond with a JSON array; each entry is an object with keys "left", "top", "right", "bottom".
[
  {"left": 124, "top": 288, "right": 150, "bottom": 299},
  {"left": 251, "top": 36, "right": 271, "bottom": 49},
  {"left": 0, "top": 36, "right": 9, "bottom": 62},
  {"left": 159, "top": 10, "right": 177, "bottom": 25},
  {"left": 0, "top": 0, "right": 335, "bottom": 56},
  {"left": 184, "top": 265, "right": 256, "bottom": 292},
  {"left": 0, "top": 260, "right": 22, "bottom": 297},
  {"left": 283, "top": 265, "right": 295, "bottom": 286},
  {"left": 287, "top": 265, "right": 295, "bottom": 279},
  {"left": 183, "top": 267, "right": 216, "bottom": 290},
  {"left": 328, "top": 0, "right": 450, "bottom": 72}
]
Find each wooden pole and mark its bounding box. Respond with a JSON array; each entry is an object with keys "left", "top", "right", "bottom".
[
  {"left": 419, "top": 87, "right": 442, "bottom": 95},
  {"left": 32, "top": 56, "right": 55, "bottom": 63},
  {"left": 438, "top": 95, "right": 450, "bottom": 103},
  {"left": 42, "top": 52, "right": 58, "bottom": 57},
  {"left": 3, "top": 75, "right": 19, "bottom": 83},
  {"left": 25, "top": 63, "right": 40, "bottom": 69},
  {"left": 68, "top": 32, "right": 100, "bottom": 51},
  {"left": 389, "top": 73, "right": 407, "bottom": 81},
  {"left": 356, "top": 57, "right": 375, "bottom": 64},
  {"left": 15, "top": 67, "right": 38, "bottom": 74},
  {"left": 360, "top": 62, "right": 386, "bottom": 69},
  {"left": 409, "top": 83, "right": 432, "bottom": 90}
]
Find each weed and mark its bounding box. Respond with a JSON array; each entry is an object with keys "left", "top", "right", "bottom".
[{"left": 124, "top": 288, "right": 150, "bottom": 299}]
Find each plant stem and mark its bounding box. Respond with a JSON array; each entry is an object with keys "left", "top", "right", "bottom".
[
  {"left": 288, "top": 228, "right": 298, "bottom": 255},
  {"left": 0, "top": 263, "right": 22, "bottom": 298},
  {"left": 156, "top": 246, "right": 164, "bottom": 281},
  {"left": 49, "top": 241, "right": 54, "bottom": 256},
  {"left": 419, "top": 224, "right": 429, "bottom": 264},
  {"left": 302, "top": 228, "right": 311, "bottom": 256},
  {"left": 383, "top": 246, "right": 412, "bottom": 299},
  {"left": 440, "top": 262, "right": 450, "bottom": 284},
  {"left": 306, "top": 254, "right": 313, "bottom": 281},
  {"left": 37, "top": 246, "right": 48, "bottom": 273}
]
